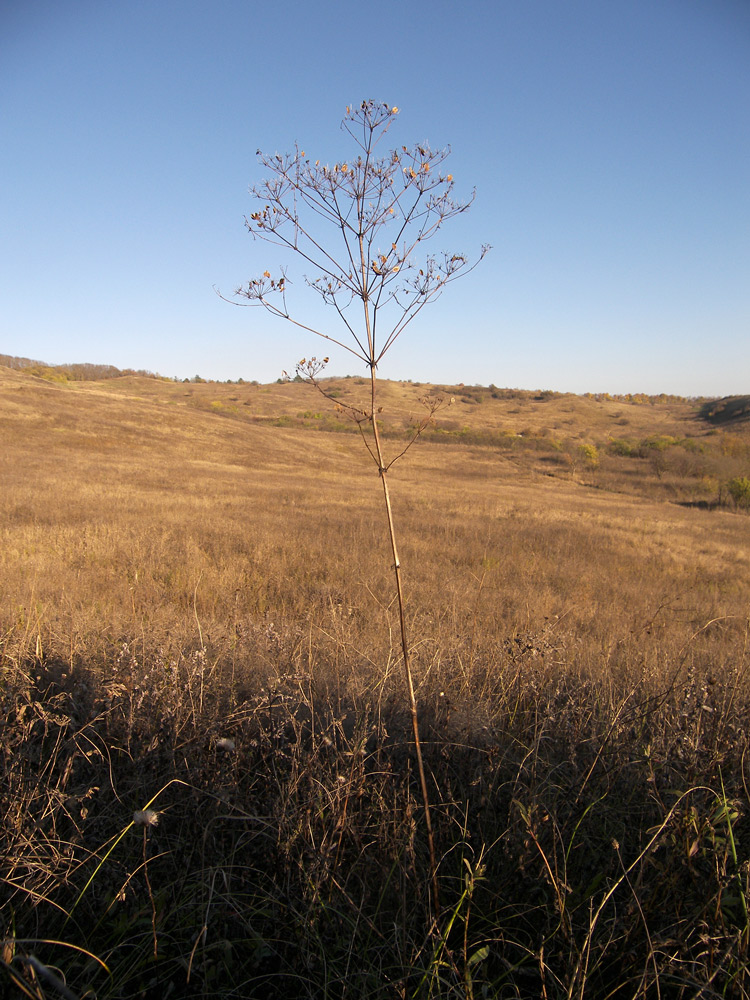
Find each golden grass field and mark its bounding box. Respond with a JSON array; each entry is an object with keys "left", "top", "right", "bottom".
[{"left": 1, "top": 363, "right": 749, "bottom": 999}]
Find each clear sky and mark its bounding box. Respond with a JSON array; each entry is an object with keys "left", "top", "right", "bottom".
[{"left": 2, "top": 0, "right": 748, "bottom": 395}]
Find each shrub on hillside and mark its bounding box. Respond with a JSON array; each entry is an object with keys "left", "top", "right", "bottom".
[
  {"left": 727, "top": 475, "right": 750, "bottom": 509},
  {"left": 578, "top": 442, "right": 599, "bottom": 469},
  {"left": 639, "top": 434, "right": 679, "bottom": 454},
  {"left": 608, "top": 437, "right": 636, "bottom": 457}
]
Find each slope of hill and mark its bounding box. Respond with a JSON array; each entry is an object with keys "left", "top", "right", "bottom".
[
  {"left": 699, "top": 394, "right": 750, "bottom": 425},
  {"left": 2, "top": 363, "right": 747, "bottom": 507},
  {"left": 1, "top": 360, "right": 748, "bottom": 661},
  {"left": 2, "top": 362, "right": 750, "bottom": 998}
]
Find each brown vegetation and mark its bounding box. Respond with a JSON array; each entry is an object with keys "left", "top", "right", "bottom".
[{"left": 1, "top": 365, "right": 749, "bottom": 998}]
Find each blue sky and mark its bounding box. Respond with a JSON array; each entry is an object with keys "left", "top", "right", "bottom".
[{"left": 2, "top": 0, "right": 748, "bottom": 395}]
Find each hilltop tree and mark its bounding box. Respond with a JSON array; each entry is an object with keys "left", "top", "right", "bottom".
[{"left": 229, "top": 100, "right": 488, "bottom": 920}]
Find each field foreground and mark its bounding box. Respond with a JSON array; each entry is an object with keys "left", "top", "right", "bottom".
[{"left": 1, "top": 367, "right": 750, "bottom": 998}]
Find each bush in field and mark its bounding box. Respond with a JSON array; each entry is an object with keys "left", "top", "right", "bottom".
[
  {"left": 727, "top": 475, "right": 750, "bottom": 508},
  {"left": 720, "top": 432, "right": 750, "bottom": 458},
  {"left": 639, "top": 435, "right": 678, "bottom": 479},
  {"left": 608, "top": 437, "right": 635, "bottom": 457},
  {"left": 578, "top": 442, "right": 599, "bottom": 469},
  {"left": 640, "top": 434, "right": 679, "bottom": 455}
]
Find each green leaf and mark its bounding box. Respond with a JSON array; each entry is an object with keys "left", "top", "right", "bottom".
[{"left": 468, "top": 945, "right": 490, "bottom": 968}]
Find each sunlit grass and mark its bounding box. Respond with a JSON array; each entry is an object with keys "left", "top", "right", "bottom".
[{"left": 1, "top": 367, "right": 749, "bottom": 997}]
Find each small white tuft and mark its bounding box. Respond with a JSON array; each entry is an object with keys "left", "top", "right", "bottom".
[{"left": 133, "top": 808, "right": 159, "bottom": 828}]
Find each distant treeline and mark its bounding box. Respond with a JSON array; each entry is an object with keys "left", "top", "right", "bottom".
[
  {"left": 0, "top": 354, "right": 737, "bottom": 407},
  {"left": 429, "top": 383, "right": 707, "bottom": 406},
  {"left": 0, "top": 354, "right": 245, "bottom": 385},
  {"left": 0, "top": 354, "right": 160, "bottom": 382}
]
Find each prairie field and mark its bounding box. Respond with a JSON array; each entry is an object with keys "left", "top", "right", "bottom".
[{"left": 1, "top": 364, "right": 750, "bottom": 999}]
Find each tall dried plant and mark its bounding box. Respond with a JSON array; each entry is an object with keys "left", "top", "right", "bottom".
[{"left": 229, "top": 100, "right": 489, "bottom": 920}]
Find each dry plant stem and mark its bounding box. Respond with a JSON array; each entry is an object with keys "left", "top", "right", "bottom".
[
  {"left": 368, "top": 368, "right": 440, "bottom": 923},
  {"left": 142, "top": 828, "right": 158, "bottom": 959},
  {"left": 230, "top": 100, "right": 490, "bottom": 932}
]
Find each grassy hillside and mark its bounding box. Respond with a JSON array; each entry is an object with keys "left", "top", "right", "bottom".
[
  {"left": 4, "top": 362, "right": 749, "bottom": 505},
  {"left": 1, "top": 364, "right": 749, "bottom": 998}
]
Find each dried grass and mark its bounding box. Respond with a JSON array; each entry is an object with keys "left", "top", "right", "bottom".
[{"left": 1, "top": 368, "right": 749, "bottom": 998}]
